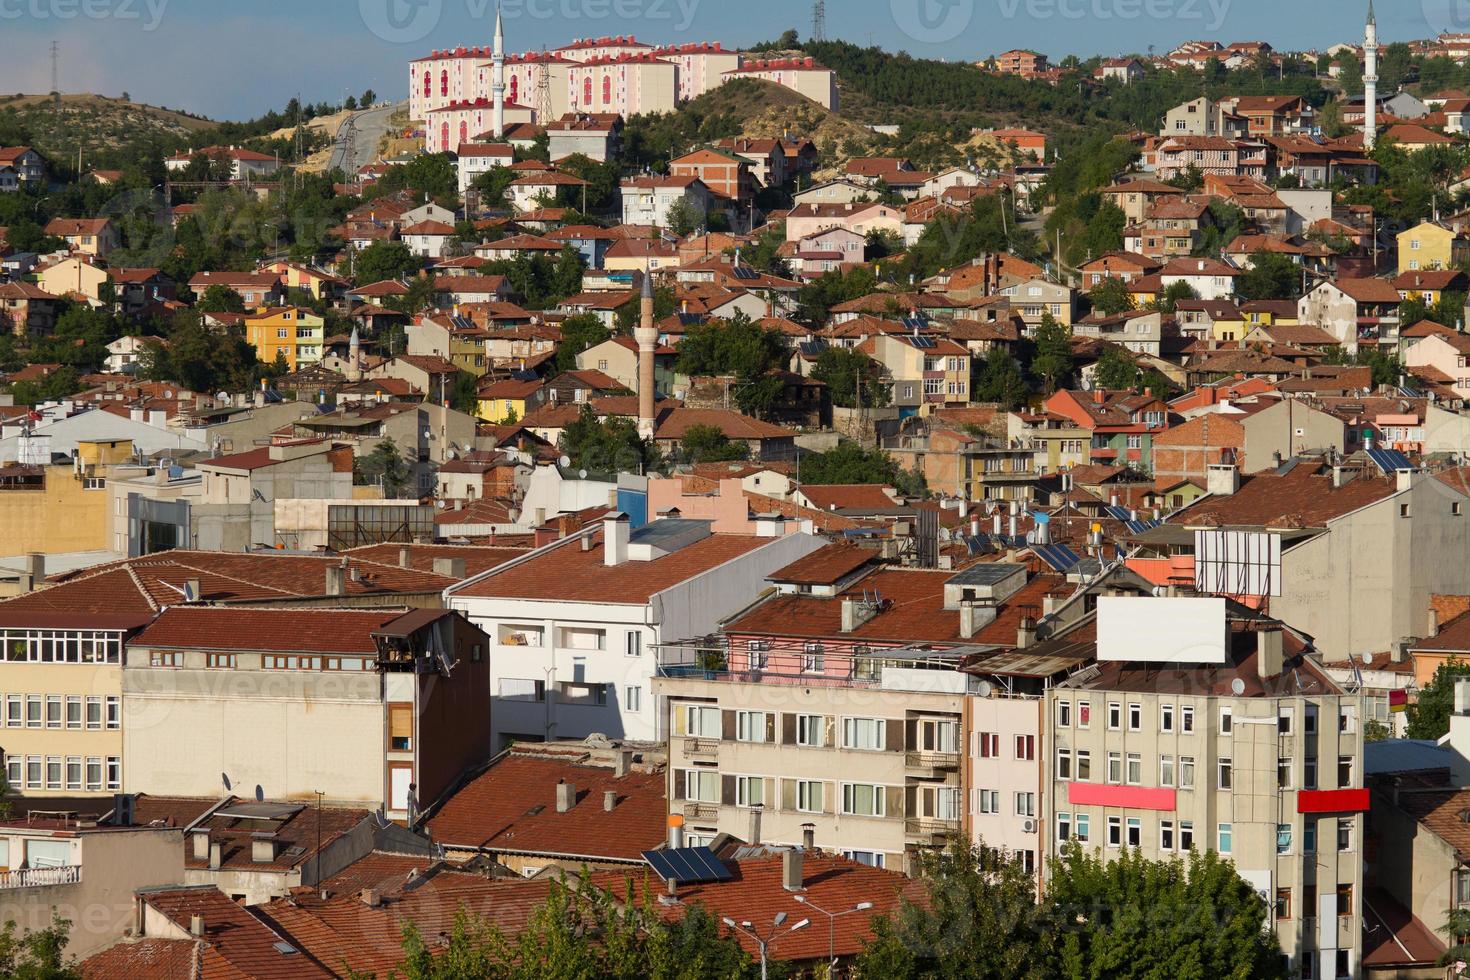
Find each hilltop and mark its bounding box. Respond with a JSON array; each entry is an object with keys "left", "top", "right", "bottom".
[{"left": 0, "top": 93, "right": 217, "bottom": 158}]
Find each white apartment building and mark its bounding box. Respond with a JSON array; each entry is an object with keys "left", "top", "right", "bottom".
[{"left": 446, "top": 514, "right": 822, "bottom": 748}]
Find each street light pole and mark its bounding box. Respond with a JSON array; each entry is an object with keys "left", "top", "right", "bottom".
[
  {"left": 721, "top": 913, "right": 810, "bottom": 980},
  {"left": 793, "top": 895, "right": 873, "bottom": 972}
]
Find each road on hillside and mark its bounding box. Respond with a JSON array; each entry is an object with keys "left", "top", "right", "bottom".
[{"left": 328, "top": 101, "right": 404, "bottom": 175}]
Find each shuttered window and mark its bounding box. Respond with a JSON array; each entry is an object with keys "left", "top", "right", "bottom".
[{"left": 389, "top": 704, "right": 413, "bottom": 751}]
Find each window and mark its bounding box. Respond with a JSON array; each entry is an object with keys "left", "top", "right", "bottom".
[
  {"left": 1057, "top": 700, "right": 1071, "bottom": 727},
  {"left": 1218, "top": 758, "right": 1232, "bottom": 790},
  {"left": 1278, "top": 758, "right": 1293, "bottom": 789},
  {"left": 975, "top": 732, "right": 999, "bottom": 758},
  {"left": 207, "top": 653, "right": 236, "bottom": 669},
  {"left": 974, "top": 788, "right": 1000, "bottom": 814},
  {"left": 844, "top": 850, "right": 884, "bottom": 868},
  {"left": 1077, "top": 701, "right": 1091, "bottom": 728},
  {"left": 1278, "top": 707, "right": 1294, "bottom": 735},
  {"left": 1126, "top": 817, "right": 1141, "bottom": 847},
  {"left": 1337, "top": 817, "right": 1352, "bottom": 852},
  {"left": 796, "top": 780, "right": 824, "bottom": 813},
  {"left": 4, "top": 695, "right": 18, "bottom": 728},
  {"left": 736, "top": 711, "right": 770, "bottom": 743},
  {"left": 1338, "top": 755, "right": 1353, "bottom": 787},
  {"left": 1304, "top": 818, "right": 1317, "bottom": 854},
  {"left": 45, "top": 756, "right": 61, "bottom": 790},
  {"left": 1107, "top": 702, "right": 1121, "bottom": 730},
  {"left": 736, "top": 775, "right": 764, "bottom": 808},
  {"left": 24, "top": 695, "right": 40, "bottom": 728},
  {"left": 388, "top": 704, "right": 413, "bottom": 751},
  {"left": 1057, "top": 748, "right": 1073, "bottom": 780},
  {"left": 4, "top": 756, "right": 18, "bottom": 789},
  {"left": 1160, "top": 755, "right": 1175, "bottom": 786},
  {"left": 924, "top": 719, "right": 958, "bottom": 753},
  {"left": 625, "top": 632, "right": 641, "bottom": 657},
  {"left": 1340, "top": 704, "right": 1357, "bottom": 734},
  {"left": 1014, "top": 734, "right": 1035, "bottom": 761},
  {"left": 1180, "top": 820, "right": 1194, "bottom": 851},
  {"left": 1304, "top": 704, "right": 1318, "bottom": 735},
  {"left": 802, "top": 643, "right": 825, "bottom": 673},
  {"left": 625, "top": 686, "right": 642, "bottom": 713},
  {"left": 841, "top": 782, "right": 884, "bottom": 817},
  {"left": 843, "top": 717, "right": 885, "bottom": 751},
  {"left": 1107, "top": 751, "right": 1122, "bottom": 784},
  {"left": 1181, "top": 705, "right": 1194, "bottom": 733},
  {"left": 105, "top": 697, "right": 120, "bottom": 729},
  {"left": 45, "top": 695, "right": 62, "bottom": 729},
  {"left": 796, "top": 714, "right": 825, "bottom": 747},
  {"left": 1219, "top": 706, "right": 1233, "bottom": 734},
  {"left": 65, "top": 696, "right": 81, "bottom": 729},
  {"left": 686, "top": 706, "right": 721, "bottom": 738},
  {"left": 1127, "top": 703, "right": 1141, "bottom": 731},
  {"left": 1160, "top": 820, "right": 1175, "bottom": 851},
  {"left": 1305, "top": 758, "right": 1318, "bottom": 790},
  {"left": 1277, "top": 823, "right": 1293, "bottom": 855},
  {"left": 1107, "top": 816, "right": 1122, "bottom": 847},
  {"left": 1015, "top": 792, "right": 1035, "bottom": 817},
  {"left": 65, "top": 757, "right": 81, "bottom": 791},
  {"left": 1057, "top": 811, "right": 1072, "bottom": 841},
  {"left": 1336, "top": 884, "right": 1353, "bottom": 916},
  {"left": 1275, "top": 888, "right": 1291, "bottom": 920},
  {"left": 24, "top": 756, "right": 40, "bottom": 790},
  {"left": 1076, "top": 750, "right": 1092, "bottom": 781},
  {"left": 1160, "top": 704, "right": 1174, "bottom": 732},
  {"left": 684, "top": 769, "right": 720, "bottom": 802},
  {"left": 500, "top": 679, "right": 546, "bottom": 702},
  {"left": 1218, "top": 823, "right": 1232, "bottom": 854}
]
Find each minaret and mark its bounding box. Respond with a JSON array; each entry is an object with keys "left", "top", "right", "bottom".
[
  {"left": 492, "top": 3, "right": 507, "bottom": 140},
  {"left": 636, "top": 274, "right": 658, "bottom": 440},
  {"left": 347, "top": 325, "right": 362, "bottom": 382},
  {"left": 1363, "top": 0, "right": 1378, "bottom": 151}
]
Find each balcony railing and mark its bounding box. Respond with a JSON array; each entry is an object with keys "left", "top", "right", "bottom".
[
  {"left": 905, "top": 817, "right": 960, "bottom": 838},
  {"left": 905, "top": 750, "right": 961, "bottom": 771},
  {"left": 683, "top": 802, "right": 719, "bottom": 821},
  {"left": 0, "top": 866, "right": 80, "bottom": 889},
  {"left": 681, "top": 737, "right": 719, "bottom": 757}
]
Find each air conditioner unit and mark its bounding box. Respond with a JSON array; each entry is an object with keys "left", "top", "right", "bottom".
[{"left": 1022, "top": 819, "right": 1037, "bottom": 834}]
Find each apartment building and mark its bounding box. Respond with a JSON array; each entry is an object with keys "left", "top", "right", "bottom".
[
  {"left": 243, "top": 307, "right": 326, "bottom": 371},
  {"left": 446, "top": 513, "right": 823, "bottom": 748},
  {"left": 122, "top": 607, "right": 491, "bottom": 822},
  {"left": 1044, "top": 597, "right": 1366, "bottom": 978}
]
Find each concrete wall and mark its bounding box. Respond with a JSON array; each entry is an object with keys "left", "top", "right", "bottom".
[{"left": 1240, "top": 400, "right": 1346, "bottom": 473}]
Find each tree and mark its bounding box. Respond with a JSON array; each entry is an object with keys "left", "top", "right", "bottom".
[
  {"left": 1406, "top": 657, "right": 1470, "bottom": 739},
  {"left": 197, "top": 283, "right": 245, "bottom": 314},
  {"left": 555, "top": 313, "right": 611, "bottom": 372},
  {"left": 560, "top": 406, "right": 661, "bottom": 475},
  {"left": 1439, "top": 907, "right": 1470, "bottom": 968},
  {"left": 344, "top": 96, "right": 359, "bottom": 111},
  {"left": 361, "top": 89, "right": 377, "bottom": 106},
  {"left": 972, "top": 347, "right": 1029, "bottom": 409},
  {"left": 1236, "top": 251, "right": 1303, "bottom": 302},
  {"left": 139, "top": 311, "right": 261, "bottom": 393},
  {"left": 354, "top": 241, "right": 420, "bottom": 286},
  {"left": 674, "top": 313, "right": 791, "bottom": 418},
  {"left": 1149, "top": 280, "right": 1198, "bottom": 314},
  {"left": 0, "top": 914, "right": 81, "bottom": 979},
  {"left": 1030, "top": 313, "right": 1074, "bottom": 393},
  {"left": 665, "top": 196, "right": 700, "bottom": 237},
  {"left": 1093, "top": 344, "right": 1142, "bottom": 391},
  {"left": 810, "top": 346, "right": 889, "bottom": 409},
  {"left": 679, "top": 425, "right": 750, "bottom": 464},
  {"left": 471, "top": 165, "right": 518, "bottom": 208},
  {"left": 354, "top": 439, "right": 414, "bottom": 498},
  {"left": 799, "top": 442, "right": 902, "bottom": 486},
  {"left": 1088, "top": 277, "right": 1134, "bottom": 317},
  {"left": 10, "top": 366, "right": 81, "bottom": 407}
]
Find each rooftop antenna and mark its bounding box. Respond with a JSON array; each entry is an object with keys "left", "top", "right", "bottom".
[
  {"left": 811, "top": 0, "right": 826, "bottom": 43},
  {"left": 221, "top": 772, "right": 232, "bottom": 792}
]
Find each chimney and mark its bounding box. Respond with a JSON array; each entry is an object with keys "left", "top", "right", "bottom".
[
  {"left": 747, "top": 803, "right": 763, "bottom": 845},
  {"left": 614, "top": 750, "right": 631, "bottom": 777},
  {"left": 1018, "top": 616, "right": 1038, "bottom": 649},
  {"left": 960, "top": 602, "right": 977, "bottom": 640},
  {"left": 190, "top": 831, "right": 210, "bottom": 862},
  {"left": 602, "top": 513, "right": 630, "bottom": 567},
  {"left": 185, "top": 577, "right": 201, "bottom": 601},
  {"left": 667, "top": 814, "right": 685, "bottom": 850},
  {"left": 1456, "top": 678, "right": 1470, "bottom": 716},
  {"left": 25, "top": 553, "right": 44, "bottom": 587},
  {"left": 250, "top": 834, "right": 279, "bottom": 864},
  {"left": 325, "top": 564, "right": 346, "bottom": 596},
  {"left": 398, "top": 546, "right": 412, "bottom": 568},
  {"left": 1332, "top": 464, "right": 1356, "bottom": 489},
  {"left": 556, "top": 780, "right": 577, "bottom": 813},
  {"left": 1206, "top": 464, "right": 1240, "bottom": 497},
  {"left": 801, "top": 823, "right": 815, "bottom": 850},
  {"left": 190, "top": 915, "right": 205, "bottom": 938},
  {"left": 208, "top": 841, "right": 222, "bottom": 870},
  {"left": 782, "top": 848, "right": 804, "bottom": 891},
  {"left": 432, "top": 557, "right": 467, "bottom": 578},
  {"left": 1256, "top": 629, "right": 1284, "bottom": 680},
  {"left": 361, "top": 888, "right": 382, "bottom": 908},
  {"left": 604, "top": 790, "right": 618, "bottom": 812},
  {"left": 1397, "top": 467, "right": 1417, "bottom": 493}
]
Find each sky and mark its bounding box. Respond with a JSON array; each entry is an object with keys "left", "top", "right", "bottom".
[{"left": 0, "top": 0, "right": 1456, "bottom": 121}]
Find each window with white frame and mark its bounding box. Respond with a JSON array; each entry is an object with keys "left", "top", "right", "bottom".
[
  {"left": 1181, "top": 704, "right": 1194, "bottom": 733},
  {"left": 735, "top": 775, "right": 764, "bottom": 808},
  {"left": 736, "top": 711, "right": 770, "bottom": 743},
  {"left": 1107, "top": 816, "right": 1122, "bottom": 847},
  {"left": 797, "top": 780, "right": 824, "bottom": 813},
  {"left": 841, "top": 782, "right": 885, "bottom": 817},
  {"left": 842, "top": 717, "right": 885, "bottom": 751},
  {"left": 1160, "top": 755, "right": 1175, "bottom": 786},
  {"left": 685, "top": 769, "right": 720, "bottom": 802},
  {"left": 686, "top": 705, "right": 721, "bottom": 738},
  {"left": 1160, "top": 703, "right": 1174, "bottom": 732},
  {"left": 1057, "top": 748, "right": 1072, "bottom": 780},
  {"left": 974, "top": 788, "right": 1000, "bottom": 814},
  {"left": 796, "top": 714, "right": 825, "bottom": 747}
]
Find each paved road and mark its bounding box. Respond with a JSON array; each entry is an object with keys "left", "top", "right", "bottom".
[{"left": 328, "top": 101, "right": 404, "bottom": 175}]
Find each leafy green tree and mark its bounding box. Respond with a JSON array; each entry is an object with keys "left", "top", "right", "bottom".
[
  {"left": 354, "top": 439, "right": 414, "bottom": 498},
  {"left": 370, "top": 153, "right": 460, "bottom": 205},
  {"left": 10, "top": 367, "right": 81, "bottom": 407},
  {"left": 1439, "top": 907, "right": 1470, "bottom": 968},
  {"left": 139, "top": 311, "right": 261, "bottom": 393},
  {"left": 1088, "top": 277, "right": 1134, "bottom": 317},
  {"left": 675, "top": 313, "right": 791, "bottom": 418},
  {"left": 471, "top": 166, "right": 518, "bottom": 208},
  {"left": 354, "top": 241, "right": 420, "bottom": 287},
  {"left": 0, "top": 915, "right": 79, "bottom": 979},
  {"left": 361, "top": 89, "right": 377, "bottom": 106},
  {"left": 1435, "top": 291, "right": 1468, "bottom": 328},
  {"left": 799, "top": 442, "right": 903, "bottom": 485},
  {"left": 560, "top": 406, "right": 661, "bottom": 475},
  {"left": 1406, "top": 657, "right": 1470, "bottom": 739},
  {"left": 555, "top": 313, "right": 611, "bottom": 372},
  {"left": 1149, "top": 280, "right": 1198, "bottom": 314},
  {"left": 972, "top": 347, "right": 1029, "bottom": 409},
  {"left": 1236, "top": 251, "right": 1303, "bottom": 302},
  {"left": 665, "top": 196, "right": 700, "bottom": 237},
  {"left": 1030, "top": 313, "right": 1074, "bottom": 393},
  {"left": 389, "top": 274, "right": 437, "bottom": 317},
  {"left": 810, "top": 346, "right": 889, "bottom": 408},
  {"left": 1094, "top": 344, "right": 1141, "bottom": 391},
  {"left": 679, "top": 425, "right": 750, "bottom": 463},
  {"left": 197, "top": 284, "right": 246, "bottom": 314},
  {"left": 795, "top": 266, "right": 878, "bottom": 326}
]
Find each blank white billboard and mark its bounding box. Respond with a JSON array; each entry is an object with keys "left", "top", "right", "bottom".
[
  {"left": 1194, "top": 530, "right": 1281, "bottom": 598},
  {"left": 1096, "top": 596, "right": 1228, "bottom": 665}
]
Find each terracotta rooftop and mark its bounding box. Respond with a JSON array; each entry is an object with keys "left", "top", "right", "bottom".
[
  {"left": 1170, "top": 462, "right": 1399, "bottom": 529},
  {"left": 798, "top": 484, "right": 901, "bottom": 512},
  {"left": 131, "top": 606, "right": 405, "bottom": 654},
  {"left": 767, "top": 543, "right": 875, "bottom": 585},
  {"left": 128, "top": 795, "right": 372, "bottom": 874}
]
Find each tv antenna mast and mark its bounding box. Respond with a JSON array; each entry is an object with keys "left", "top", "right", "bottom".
[
  {"left": 811, "top": 1, "right": 826, "bottom": 42},
  {"left": 51, "top": 41, "right": 61, "bottom": 113},
  {"left": 537, "top": 49, "right": 553, "bottom": 125}
]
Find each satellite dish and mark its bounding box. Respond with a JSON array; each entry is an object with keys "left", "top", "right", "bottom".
[
  {"left": 976, "top": 680, "right": 994, "bottom": 698},
  {"left": 1230, "top": 678, "right": 1246, "bottom": 696},
  {"left": 373, "top": 807, "right": 390, "bottom": 829},
  {"left": 221, "top": 772, "right": 232, "bottom": 791},
  {"left": 579, "top": 469, "right": 588, "bottom": 479},
  {"left": 254, "top": 784, "right": 265, "bottom": 803},
  {"left": 559, "top": 455, "right": 572, "bottom": 468},
  {"left": 1360, "top": 651, "right": 1374, "bottom": 665}
]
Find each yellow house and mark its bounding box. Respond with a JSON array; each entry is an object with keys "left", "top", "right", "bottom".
[
  {"left": 1239, "top": 300, "right": 1300, "bottom": 328},
  {"left": 243, "top": 307, "right": 325, "bottom": 370},
  {"left": 475, "top": 377, "right": 543, "bottom": 423},
  {"left": 36, "top": 257, "right": 110, "bottom": 305},
  {"left": 262, "top": 260, "right": 347, "bottom": 303},
  {"left": 0, "top": 439, "right": 131, "bottom": 558},
  {"left": 1397, "top": 221, "right": 1467, "bottom": 275},
  {"left": 1210, "top": 310, "right": 1248, "bottom": 343}
]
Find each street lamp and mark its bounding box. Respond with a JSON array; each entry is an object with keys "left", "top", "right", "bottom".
[
  {"left": 721, "top": 912, "right": 810, "bottom": 980},
  {"left": 793, "top": 895, "right": 873, "bottom": 971}
]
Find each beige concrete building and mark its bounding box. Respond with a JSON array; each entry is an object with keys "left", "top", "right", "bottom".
[{"left": 0, "top": 439, "right": 132, "bottom": 559}]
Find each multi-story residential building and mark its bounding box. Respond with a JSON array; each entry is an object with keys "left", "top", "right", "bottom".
[
  {"left": 0, "top": 146, "right": 46, "bottom": 188},
  {"left": 670, "top": 148, "right": 757, "bottom": 227},
  {"left": 995, "top": 278, "right": 1077, "bottom": 328},
  {"left": 653, "top": 42, "right": 743, "bottom": 100},
  {"left": 0, "top": 281, "right": 62, "bottom": 337},
  {"left": 1045, "top": 389, "right": 1172, "bottom": 473},
  {"left": 122, "top": 606, "right": 491, "bottom": 822},
  {"left": 456, "top": 141, "right": 516, "bottom": 195},
  {"left": 243, "top": 307, "right": 325, "bottom": 370},
  {"left": 163, "top": 146, "right": 280, "bottom": 181},
  {"left": 1008, "top": 410, "right": 1092, "bottom": 474},
  {"left": 1100, "top": 180, "right": 1187, "bottom": 223},
  {"left": 446, "top": 513, "right": 823, "bottom": 748},
  {"left": 44, "top": 218, "right": 119, "bottom": 259},
  {"left": 1072, "top": 309, "right": 1169, "bottom": 357},
  {"left": 1299, "top": 277, "right": 1404, "bottom": 355},
  {"left": 195, "top": 440, "right": 355, "bottom": 552},
  {"left": 868, "top": 333, "right": 972, "bottom": 410},
  {"left": 188, "top": 271, "right": 285, "bottom": 309},
  {"left": 1397, "top": 221, "right": 1468, "bottom": 275},
  {"left": 0, "top": 439, "right": 132, "bottom": 559},
  {"left": 723, "top": 57, "right": 839, "bottom": 111},
  {"left": 1045, "top": 597, "right": 1367, "bottom": 978},
  {"left": 1155, "top": 136, "right": 1243, "bottom": 180},
  {"left": 620, "top": 175, "right": 713, "bottom": 229},
  {"left": 546, "top": 112, "right": 623, "bottom": 162},
  {"left": 885, "top": 416, "right": 1039, "bottom": 503},
  {"left": 991, "top": 49, "right": 1049, "bottom": 78}
]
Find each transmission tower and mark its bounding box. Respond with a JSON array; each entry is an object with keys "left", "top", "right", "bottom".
[
  {"left": 51, "top": 41, "right": 61, "bottom": 111},
  {"left": 536, "top": 50, "right": 553, "bottom": 125},
  {"left": 811, "top": 1, "right": 825, "bottom": 43}
]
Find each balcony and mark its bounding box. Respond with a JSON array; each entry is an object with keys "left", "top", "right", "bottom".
[
  {"left": 681, "top": 737, "right": 720, "bottom": 758},
  {"left": 905, "top": 750, "right": 961, "bottom": 772},
  {"left": 0, "top": 866, "right": 81, "bottom": 889},
  {"left": 683, "top": 802, "right": 719, "bottom": 822},
  {"left": 904, "top": 817, "right": 960, "bottom": 841}
]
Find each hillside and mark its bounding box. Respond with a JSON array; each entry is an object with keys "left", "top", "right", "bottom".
[{"left": 0, "top": 93, "right": 217, "bottom": 159}]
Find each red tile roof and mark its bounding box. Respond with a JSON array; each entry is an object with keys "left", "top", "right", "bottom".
[
  {"left": 799, "top": 484, "right": 900, "bottom": 512},
  {"left": 140, "top": 886, "right": 335, "bottom": 978},
  {"left": 342, "top": 543, "right": 527, "bottom": 576},
  {"left": 81, "top": 939, "right": 198, "bottom": 979},
  {"left": 426, "top": 751, "right": 666, "bottom": 858},
  {"left": 131, "top": 606, "right": 404, "bottom": 654},
  {"left": 768, "top": 543, "right": 874, "bottom": 585},
  {"left": 1170, "top": 461, "right": 1398, "bottom": 529}
]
